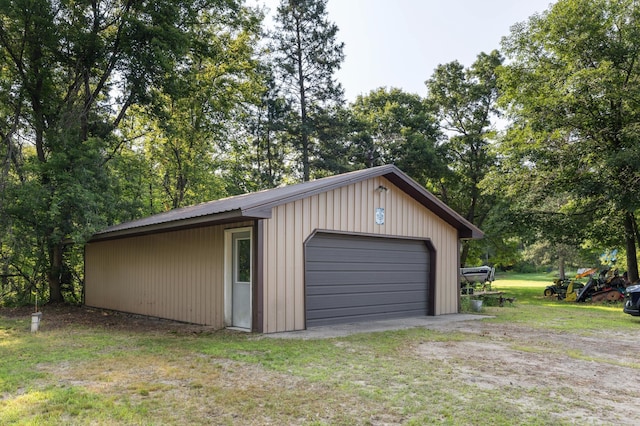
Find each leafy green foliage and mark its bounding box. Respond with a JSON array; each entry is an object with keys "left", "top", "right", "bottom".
[
  {"left": 0, "top": 0, "right": 262, "bottom": 304},
  {"left": 426, "top": 51, "right": 503, "bottom": 265},
  {"left": 497, "top": 0, "right": 640, "bottom": 280},
  {"left": 347, "top": 88, "right": 444, "bottom": 181},
  {"left": 129, "top": 9, "right": 263, "bottom": 208},
  {"left": 235, "top": 65, "right": 293, "bottom": 190}
]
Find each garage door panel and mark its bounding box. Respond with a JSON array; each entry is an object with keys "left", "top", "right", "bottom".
[
  {"left": 307, "top": 242, "right": 427, "bottom": 254},
  {"left": 308, "top": 301, "right": 426, "bottom": 317},
  {"left": 306, "top": 270, "right": 427, "bottom": 284},
  {"left": 307, "top": 304, "right": 426, "bottom": 324},
  {"left": 307, "top": 259, "right": 429, "bottom": 271},
  {"left": 306, "top": 235, "right": 421, "bottom": 249},
  {"left": 305, "top": 233, "right": 430, "bottom": 327},
  {"left": 308, "top": 291, "right": 426, "bottom": 309},
  {"left": 306, "top": 282, "right": 426, "bottom": 296},
  {"left": 307, "top": 247, "right": 427, "bottom": 264}
]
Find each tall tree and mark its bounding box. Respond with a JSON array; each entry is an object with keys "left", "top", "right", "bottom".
[
  {"left": 498, "top": 0, "right": 640, "bottom": 281},
  {"left": 270, "top": 0, "right": 345, "bottom": 181},
  {"left": 348, "top": 87, "right": 444, "bottom": 183},
  {"left": 0, "top": 0, "right": 259, "bottom": 303},
  {"left": 135, "top": 8, "right": 262, "bottom": 209},
  {"left": 230, "top": 64, "right": 292, "bottom": 191},
  {"left": 425, "top": 51, "right": 503, "bottom": 266}
]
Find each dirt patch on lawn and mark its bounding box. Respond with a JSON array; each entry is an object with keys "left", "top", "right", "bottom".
[{"left": 416, "top": 319, "right": 640, "bottom": 424}]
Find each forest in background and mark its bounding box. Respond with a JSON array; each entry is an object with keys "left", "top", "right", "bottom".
[{"left": 1, "top": 0, "right": 639, "bottom": 305}]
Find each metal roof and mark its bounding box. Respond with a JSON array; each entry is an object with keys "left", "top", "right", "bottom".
[{"left": 90, "top": 165, "right": 483, "bottom": 241}]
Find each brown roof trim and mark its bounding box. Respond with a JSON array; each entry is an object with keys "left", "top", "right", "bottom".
[
  {"left": 89, "top": 210, "right": 254, "bottom": 242},
  {"left": 89, "top": 165, "right": 483, "bottom": 242}
]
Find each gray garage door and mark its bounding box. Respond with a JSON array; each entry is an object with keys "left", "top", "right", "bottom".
[{"left": 305, "top": 233, "right": 430, "bottom": 327}]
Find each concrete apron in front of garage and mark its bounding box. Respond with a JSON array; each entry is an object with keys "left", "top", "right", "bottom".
[{"left": 265, "top": 314, "right": 491, "bottom": 339}]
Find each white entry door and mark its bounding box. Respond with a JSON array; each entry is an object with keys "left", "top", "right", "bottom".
[{"left": 229, "top": 230, "right": 252, "bottom": 329}]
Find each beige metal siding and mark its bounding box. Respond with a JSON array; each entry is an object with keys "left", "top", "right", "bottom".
[
  {"left": 85, "top": 221, "right": 253, "bottom": 327},
  {"left": 262, "top": 176, "right": 460, "bottom": 333}
]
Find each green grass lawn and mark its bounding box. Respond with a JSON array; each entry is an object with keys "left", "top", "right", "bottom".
[
  {"left": 477, "top": 271, "right": 633, "bottom": 333},
  {"left": 1, "top": 273, "right": 638, "bottom": 425}
]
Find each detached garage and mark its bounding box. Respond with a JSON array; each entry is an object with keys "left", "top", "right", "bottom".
[{"left": 85, "top": 165, "right": 482, "bottom": 333}]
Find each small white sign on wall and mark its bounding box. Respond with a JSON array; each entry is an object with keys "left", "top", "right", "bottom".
[{"left": 375, "top": 207, "right": 385, "bottom": 225}]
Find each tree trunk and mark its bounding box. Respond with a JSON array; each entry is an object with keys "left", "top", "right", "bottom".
[
  {"left": 48, "top": 243, "right": 64, "bottom": 303},
  {"left": 266, "top": 128, "right": 275, "bottom": 187},
  {"left": 295, "top": 18, "right": 310, "bottom": 182},
  {"left": 624, "top": 212, "right": 639, "bottom": 283},
  {"left": 558, "top": 256, "right": 565, "bottom": 280},
  {"left": 460, "top": 241, "right": 469, "bottom": 267}
]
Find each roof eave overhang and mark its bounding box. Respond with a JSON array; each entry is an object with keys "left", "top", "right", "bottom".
[
  {"left": 459, "top": 229, "right": 484, "bottom": 240},
  {"left": 88, "top": 209, "right": 271, "bottom": 243}
]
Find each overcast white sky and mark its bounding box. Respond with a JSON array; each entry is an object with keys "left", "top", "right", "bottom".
[{"left": 256, "top": 0, "right": 556, "bottom": 101}]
